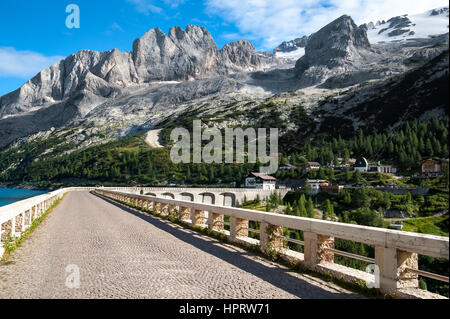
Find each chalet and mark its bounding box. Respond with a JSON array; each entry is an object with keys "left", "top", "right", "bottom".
[
  {"left": 306, "top": 162, "right": 321, "bottom": 171},
  {"left": 421, "top": 158, "right": 449, "bottom": 177},
  {"left": 245, "top": 173, "right": 277, "bottom": 190}
]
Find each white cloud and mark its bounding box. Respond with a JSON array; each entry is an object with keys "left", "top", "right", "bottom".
[
  {"left": 127, "top": 0, "right": 163, "bottom": 15},
  {"left": 110, "top": 22, "right": 125, "bottom": 32},
  {"left": 0, "top": 47, "right": 64, "bottom": 78},
  {"left": 163, "top": 0, "right": 185, "bottom": 8},
  {"left": 205, "top": 0, "right": 449, "bottom": 50}
]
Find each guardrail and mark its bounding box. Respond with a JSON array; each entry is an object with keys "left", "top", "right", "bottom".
[
  {"left": 96, "top": 188, "right": 449, "bottom": 299},
  {"left": 0, "top": 187, "right": 95, "bottom": 257}
]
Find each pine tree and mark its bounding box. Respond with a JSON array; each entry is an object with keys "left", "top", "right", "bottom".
[
  {"left": 298, "top": 194, "right": 307, "bottom": 217},
  {"left": 323, "top": 200, "right": 334, "bottom": 220},
  {"left": 307, "top": 197, "right": 315, "bottom": 218}
]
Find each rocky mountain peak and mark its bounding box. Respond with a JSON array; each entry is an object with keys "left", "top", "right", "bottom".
[
  {"left": 295, "top": 15, "right": 373, "bottom": 84},
  {"left": 0, "top": 24, "right": 276, "bottom": 123},
  {"left": 309, "top": 15, "right": 371, "bottom": 51},
  {"left": 430, "top": 7, "right": 449, "bottom": 16},
  {"left": 274, "top": 36, "right": 309, "bottom": 53},
  {"left": 219, "top": 40, "right": 261, "bottom": 71}
]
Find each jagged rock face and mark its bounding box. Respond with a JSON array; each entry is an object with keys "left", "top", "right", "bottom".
[
  {"left": 91, "top": 49, "right": 138, "bottom": 86},
  {"left": 430, "top": 7, "right": 449, "bottom": 16},
  {"left": 0, "top": 25, "right": 274, "bottom": 120},
  {"left": 295, "top": 15, "right": 373, "bottom": 84},
  {"left": 132, "top": 25, "right": 220, "bottom": 81},
  {"left": 274, "top": 36, "right": 309, "bottom": 53},
  {"left": 378, "top": 16, "right": 412, "bottom": 37},
  {"left": 0, "top": 50, "right": 123, "bottom": 118},
  {"left": 132, "top": 27, "right": 268, "bottom": 81},
  {"left": 219, "top": 40, "right": 262, "bottom": 72},
  {"left": 360, "top": 22, "right": 375, "bottom": 31}
]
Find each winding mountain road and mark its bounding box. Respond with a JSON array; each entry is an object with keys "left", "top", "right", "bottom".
[{"left": 0, "top": 191, "right": 362, "bottom": 299}]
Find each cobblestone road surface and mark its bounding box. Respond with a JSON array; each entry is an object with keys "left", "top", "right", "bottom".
[{"left": 0, "top": 192, "right": 363, "bottom": 299}]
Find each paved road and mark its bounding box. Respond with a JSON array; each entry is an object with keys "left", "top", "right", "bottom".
[{"left": 0, "top": 192, "right": 362, "bottom": 299}]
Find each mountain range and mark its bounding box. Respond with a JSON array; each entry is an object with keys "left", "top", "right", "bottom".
[{"left": 0, "top": 6, "right": 448, "bottom": 159}]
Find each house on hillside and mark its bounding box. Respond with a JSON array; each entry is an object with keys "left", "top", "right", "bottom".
[
  {"left": 421, "top": 158, "right": 449, "bottom": 177},
  {"left": 245, "top": 173, "right": 277, "bottom": 190},
  {"left": 304, "top": 162, "right": 321, "bottom": 173}
]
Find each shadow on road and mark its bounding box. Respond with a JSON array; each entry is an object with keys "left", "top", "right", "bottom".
[{"left": 94, "top": 192, "right": 361, "bottom": 299}]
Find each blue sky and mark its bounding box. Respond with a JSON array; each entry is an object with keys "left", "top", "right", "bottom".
[{"left": 0, "top": 0, "right": 448, "bottom": 96}]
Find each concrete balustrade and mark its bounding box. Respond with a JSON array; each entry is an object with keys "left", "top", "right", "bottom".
[
  {"left": 230, "top": 217, "right": 249, "bottom": 240},
  {"left": 0, "top": 187, "right": 95, "bottom": 257},
  {"left": 208, "top": 212, "right": 224, "bottom": 232},
  {"left": 260, "top": 222, "right": 284, "bottom": 252},
  {"left": 95, "top": 188, "right": 449, "bottom": 299},
  {"left": 180, "top": 207, "right": 191, "bottom": 221},
  {"left": 191, "top": 209, "right": 205, "bottom": 226},
  {"left": 105, "top": 186, "right": 289, "bottom": 207}
]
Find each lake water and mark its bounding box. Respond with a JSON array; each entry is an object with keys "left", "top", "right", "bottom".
[{"left": 0, "top": 188, "right": 48, "bottom": 207}]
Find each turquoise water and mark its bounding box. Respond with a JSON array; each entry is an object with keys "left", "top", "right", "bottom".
[{"left": 0, "top": 188, "right": 47, "bottom": 207}]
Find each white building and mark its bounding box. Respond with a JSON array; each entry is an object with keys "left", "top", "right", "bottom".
[
  {"left": 375, "top": 165, "right": 398, "bottom": 174},
  {"left": 245, "top": 173, "right": 277, "bottom": 190}
]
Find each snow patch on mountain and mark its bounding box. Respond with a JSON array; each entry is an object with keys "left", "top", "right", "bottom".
[
  {"left": 366, "top": 7, "right": 449, "bottom": 44},
  {"left": 274, "top": 47, "right": 305, "bottom": 61}
]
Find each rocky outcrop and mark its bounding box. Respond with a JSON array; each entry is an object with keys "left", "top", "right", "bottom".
[
  {"left": 295, "top": 15, "right": 375, "bottom": 85},
  {"left": 132, "top": 25, "right": 220, "bottom": 82},
  {"left": 378, "top": 16, "right": 412, "bottom": 37},
  {"left": 430, "top": 7, "right": 449, "bottom": 16},
  {"left": 274, "top": 36, "right": 309, "bottom": 53},
  {"left": 219, "top": 40, "right": 265, "bottom": 72},
  {"left": 0, "top": 25, "right": 274, "bottom": 120}
]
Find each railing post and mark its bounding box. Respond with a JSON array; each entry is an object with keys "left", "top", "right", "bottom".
[
  {"left": 148, "top": 200, "right": 155, "bottom": 212},
  {"left": 375, "top": 246, "right": 419, "bottom": 293},
  {"left": 230, "top": 216, "right": 248, "bottom": 241},
  {"left": 260, "top": 222, "right": 284, "bottom": 252},
  {"left": 304, "top": 232, "right": 335, "bottom": 266},
  {"left": 191, "top": 209, "right": 205, "bottom": 227},
  {"left": 154, "top": 202, "right": 161, "bottom": 214},
  {"left": 180, "top": 207, "right": 191, "bottom": 222},
  {"left": 10, "top": 217, "right": 16, "bottom": 238},
  {"left": 169, "top": 205, "right": 178, "bottom": 218},
  {"left": 20, "top": 212, "right": 26, "bottom": 232},
  {"left": 161, "top": 203, "right": 169, "bottom": 216},
  {"left": 1, "top": 219, "right": 12, "bottom": 242},
  {"left": 208, "top": 212, "right": 224, "bottom": 232},
  {"left": 26, "top": 209, "right": 32, "bottom": 228}
]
